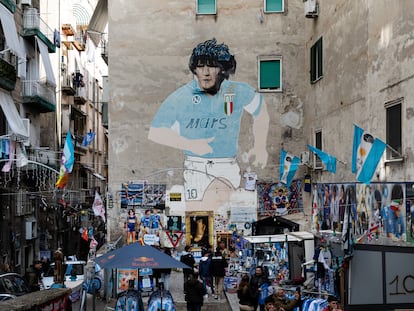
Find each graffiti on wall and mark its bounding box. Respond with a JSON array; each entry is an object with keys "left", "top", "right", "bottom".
[
  {"left": 257, "top": 180, "right": 303, "bottom": 219},
  {"left": 121, "top": 182, "right": 166, "bottom": 209},
  {"left": 311, "top": 182, "right": 413, "bottom": 245},
  {"left": 147, "top": 39, "right": 269, "bottom": 202}
]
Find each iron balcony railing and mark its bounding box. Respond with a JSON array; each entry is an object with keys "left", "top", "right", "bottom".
[
  {"left": 23, "top": 8, "right": 54, "bottom": 43},
  {"left": 22, "top": 79, "right": 56, "bottom": 106}
]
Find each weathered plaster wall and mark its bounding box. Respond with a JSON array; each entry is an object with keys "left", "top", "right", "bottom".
[{"left": 303, "top": 0, "right": 414, "bottom": 184}]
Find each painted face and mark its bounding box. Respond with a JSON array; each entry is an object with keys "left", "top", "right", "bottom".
[{"left": 194, "top": 65, "right": 221, "bottom": 91}]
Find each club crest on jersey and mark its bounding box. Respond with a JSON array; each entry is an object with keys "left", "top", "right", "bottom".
[
  {"left": 224, "top": 93, "right": 235, "bottom": 115},
  {"left": 192, "top": 95, "right": 201, "bottom": 105}
]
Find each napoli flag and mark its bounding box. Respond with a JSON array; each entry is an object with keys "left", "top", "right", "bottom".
[
  {"left": 82, "top": 131, "right": 96, "bottom": 147},
  {"left": 307, "top": 144, "right": 337, "bottom": 173},
  {"left": 352, "top": 125, "right": 386, "bottom": 184},
  {"left": 63, "top": 130, "right": 75, "bottom": 173},
  {"left": 279, "top": 149, "right": 300, "bottom": 187}
]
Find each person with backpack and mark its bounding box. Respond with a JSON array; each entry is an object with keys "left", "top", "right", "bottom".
[{"left": 181, "top": 245, "right": 196, "bottom": 286}]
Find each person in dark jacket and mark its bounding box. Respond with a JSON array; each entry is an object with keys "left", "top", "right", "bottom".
[
  {"left": 211, "top": 248, "right": 228, "bottom": 299},
  {"left": 184, "top": 272, "right": 206, "bottom": 311},
  {"left": 181, "top": 245, "right": 196, "bottom": 286},
  {"left": 25, "top": 260, "right": 43, "bottom": 292},
  {"left": 238, "top": 274, "right": 254, "bottom": 311},
  {"left": 249, "top": 266, "right": 270, "bottom": 311},
  {"left": 198, "top": 249, "right": 213, "bottom": 296}
]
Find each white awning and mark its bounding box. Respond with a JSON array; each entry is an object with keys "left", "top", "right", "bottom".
[
  {"left": 0, "top": 3, "right": 22, "bottom": 57},
  {"left": 0, "top": 91, "right": 28, "bottom": 140},
  {"left": 87, "top": 0, "right": 108, "bottom": 46},
  {"left": 36, "top": 37, "right": 56, "bottom": 86},
  {"left": 82, "top": 165, "right": 106, "bottom": 181}
]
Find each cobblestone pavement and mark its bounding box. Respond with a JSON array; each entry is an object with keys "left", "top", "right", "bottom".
[{"left": 86, "top": 270, "right": 234, "bottom": 311}]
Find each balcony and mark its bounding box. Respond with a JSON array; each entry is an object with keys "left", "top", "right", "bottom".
[
  {"left": 61, "top": 72, "right": 75, "bottom": 95},
  {"left": 73, "top": 133, "right": 87, "bottom": 155},
  {"left": 74, "top": 84, "right": 87, "bottom": 105},
  {"left": 22, "top": 8, "right": 56, "bottom": 53},
  {"left": 101, "top": 102, "right": 108, "bottom": 129},
  {"left": 22, "top": 79, "right": 56, "bottom": 112},
  {"left": 101, "top": 39, "right": 108, "bottom": 64},
  {"left": 72, "top": 32, "right": 86, "bottom": 51},
  {"left": 0, "top": 0, "right": 16, "bottom": 13},
  {"left": 0, "top": 53, "right": 17, "bottom": 91}
]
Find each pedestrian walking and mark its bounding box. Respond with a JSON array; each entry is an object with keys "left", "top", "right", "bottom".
[
  {"left": 184, "top": 272, "right": 206, "bottom": 311},
  {"left": 198, "top": 249, "right": 213, "bottom": 297},
  {"left": 181, "top": 245, "right": 196, "bottom": 286},
  {"left": 249, "top": 266, "right": 270, "bottom": 311},
  {"left": 211, "top": 247, "right": 228, "bottom": 300}
]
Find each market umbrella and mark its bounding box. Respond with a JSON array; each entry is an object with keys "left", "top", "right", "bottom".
[{"left": 93, "top": 243, "right": 190, "bottom": 270}]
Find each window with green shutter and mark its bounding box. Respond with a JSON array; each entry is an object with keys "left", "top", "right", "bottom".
[
  {"left": 264, "top": 0, "right": 284, "bottom": 13},
  {"left": 310, "top": 37, "right": 323, "bottom": 83},
  {"left": 197, "top": 0, "right": 216, "bottom": 15},
  {"left": 259, "top": 58, "right": 281, "bottom": 91}
]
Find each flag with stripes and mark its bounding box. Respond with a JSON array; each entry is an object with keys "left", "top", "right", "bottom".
[
  {"left": 224, "top": 93, "right": 234, "bottom": 115},
  {"left": 352, "top": 125, "right": 386, "bottom": 184},
  {"left": 279, "top": 149, "right": 300, "bottom": 187},
  {"left": 307, "top": 144, "right": 337, "bottom": 173}
]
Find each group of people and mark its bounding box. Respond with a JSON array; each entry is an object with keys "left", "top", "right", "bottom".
[
  {"left": 180, "top": 245, "right": 228, "bottom": 311},
  {"left": 237, "top": 266, "right": 342, "bottom": 311},
  {"left": 125, "top": 209, "right": 164, "bottom": 244}
]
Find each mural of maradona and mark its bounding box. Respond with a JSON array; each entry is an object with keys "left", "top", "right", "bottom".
[{"left": 148, "top": 38, "right": 269, "bottom": 202}]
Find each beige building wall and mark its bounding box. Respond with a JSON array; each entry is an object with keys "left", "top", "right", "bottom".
[
  {"left": 107, "top": 0, "right": 310, "bottom": 240},
  {"left": 302, "top": 0, "right": 414, "bottom": 183}
]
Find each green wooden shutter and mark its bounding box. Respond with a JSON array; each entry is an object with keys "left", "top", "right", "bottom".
[
  {"left": 197, "top": 0, "right": 216, "bottom": 14},
  {"left": 265, "top": 0, "right": 283, "bottom": 12},
  {"left": 260, "top": 60, "right": 280, "bottom": 89}
]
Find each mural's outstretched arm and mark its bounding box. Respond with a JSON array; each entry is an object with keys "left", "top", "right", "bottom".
[
  {"left": 148, "top": 127, "right": 214, "bottom": 156},
  {"left": 248, "top": 100, "right": 269, "bottom": 169}
]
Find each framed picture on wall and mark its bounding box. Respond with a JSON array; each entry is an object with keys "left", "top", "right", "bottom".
[{"left": 185, "top": 211, "right": 214, "bottom": 249}]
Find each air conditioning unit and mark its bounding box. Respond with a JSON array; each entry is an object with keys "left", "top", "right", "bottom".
[
  {"left": 304, "top": 0, "right": 318, "bottom": 18},
  {"left": 21, "top": 0, "right": 32, "bottom": 6},
  {"left": 300, "top": 151, "right": 310, "bottom": 165},
  {"left": 25, "top": 220, "right": 38, "bottom": 240}
]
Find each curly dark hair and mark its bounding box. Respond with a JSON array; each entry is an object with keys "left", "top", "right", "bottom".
[{"left": 188, "top": 38, "right": 237, "bottom": 79}]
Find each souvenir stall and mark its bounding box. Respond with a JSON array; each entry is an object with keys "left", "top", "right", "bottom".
[{"left": 244, "top": 232, "right": 314, "bottom": 286}]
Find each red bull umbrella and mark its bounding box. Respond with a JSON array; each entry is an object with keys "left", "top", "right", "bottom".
[{"left": 94, "top": 243, "right": 190, "bottom": 270}]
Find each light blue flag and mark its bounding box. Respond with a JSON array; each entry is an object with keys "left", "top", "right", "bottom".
[
  {"left": 352, "top": 124, "right": 386, "bottom": 184},
  {"left": 63, "top": 130, "right": 75, "bottom": 173},
  {"left": 279, "top": 149, "right": 300, "bottom": 187},
  {"left": 307, "top": 144, "right": 337, "bottom": 173}
]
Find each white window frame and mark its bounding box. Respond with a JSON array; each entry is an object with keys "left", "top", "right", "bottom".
[
  {"left": 385, "top": 98, "right": 403, "bottom": 162},
  {"left": 314, "top": 129, "right": 323, "bottom": 169}
]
